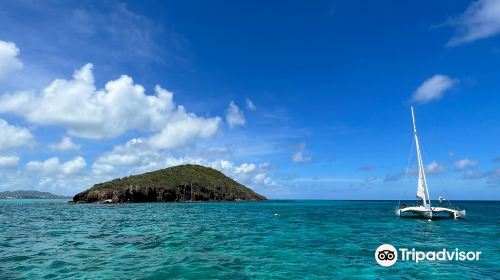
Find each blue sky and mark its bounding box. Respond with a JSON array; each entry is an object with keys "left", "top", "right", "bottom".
[{"left": 0, "top": 0, "right": 499, "bottom": 199}]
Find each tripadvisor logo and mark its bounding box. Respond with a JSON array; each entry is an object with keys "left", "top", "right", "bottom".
[
  {"left": 375, "top": 244, "right": 482, "bottom": 267},
  {"left": 375, "top": 244, "right": 398, "bottom": 267}
]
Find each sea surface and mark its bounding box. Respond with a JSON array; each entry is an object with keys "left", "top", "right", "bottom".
[{"left": 0, "top": 199, "right": 498, "bottom": 279}]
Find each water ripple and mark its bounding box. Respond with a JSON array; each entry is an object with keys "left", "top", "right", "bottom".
[{"left": 0, "top": 199, "right": 498, "bottom": 279}]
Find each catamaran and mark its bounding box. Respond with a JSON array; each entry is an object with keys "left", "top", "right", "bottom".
[{"left": 395, "top": 107, "right": 466, "bottom": 220}]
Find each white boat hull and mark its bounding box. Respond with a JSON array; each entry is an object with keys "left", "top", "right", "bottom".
[{"left": 395, "top": 206, "right": 465, "bottom": 219}]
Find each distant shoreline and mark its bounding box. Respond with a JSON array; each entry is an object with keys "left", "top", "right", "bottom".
[{"left": 0, "top": 190, "right": 71, "bottom": 199}]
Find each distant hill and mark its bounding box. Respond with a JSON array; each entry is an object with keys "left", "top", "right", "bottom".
[
  {"left": 73, "top": 164, "right": 266, "bottom": 203},
  {"left": 0, "top": 190, "right": 70, "bottom": 199}
]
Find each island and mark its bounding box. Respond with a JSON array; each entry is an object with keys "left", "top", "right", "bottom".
[
  {"left": 0, "top": 190, "right": 70, "bottom": 199},
  {"left": 73, "top": 164, "right": 266, "bottom": 203}
]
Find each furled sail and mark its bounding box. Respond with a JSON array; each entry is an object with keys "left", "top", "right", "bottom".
[
  {"left": 416, "top": 167, "right": 426, "bottom": 201},
  {"left": 411, "top": 107, "right": 430, "bottom": 207}
]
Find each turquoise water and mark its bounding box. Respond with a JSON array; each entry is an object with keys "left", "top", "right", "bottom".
[{"left": 0, "top": 199, "right": 499, "bottom": 279}]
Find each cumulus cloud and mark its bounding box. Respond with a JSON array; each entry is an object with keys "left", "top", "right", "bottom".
[
  {"left": 0, "top": 119, "right": 34, "bottom": 150},
  {"left": 0, "top": 155, "right": 19, "bottom": 168},
  {"left": 0, "top": 40, "right": 23, "bottom": 80},
  {"left": 49, "top": 136, "right": 81, "bottom": 151},
  {"left": 447, "top": 0, "right": 500, "bottom": 46},
  {"left": 91, "top": 138, "right": 275, "bottom": 187},
  {"left": 462, "top": 168, "right": 500, "bottom": 187},
  {"left": 454, "top": 158, "right": 479, "bottom": 170},
  {"left": 291, "top": 143, "right": 312, "bottom": 163},
  {"left": 411, "top": 75, "right": 457, "bottom": 104},
  {"left": 0, "top": 64, "right": 221, "bottom": 146},
  {"left": 235, "top": 163, "right": 257, "bottom": 174},
  {"left": 91, "top": 138, "right": 150, "bottom": 175},
  {"left": 384, "top": 162, "right": 444, "bottom": 182},
  {"left": 426, "top": 161, "right": 445, "bottom": 174},
  {"left": 147, "top": 108, "right": 221, "bottom": 150},
  {"left": 225, "top": 101, "right": 246, "bottom": 128},
  {"left": 246, "top": 98, "right": 256, "bottom": 110},
  {"left": 292, "top": 151, "right": 312, "bottom": 163},
  {"left": 221, "top": 161, "right": 275, "bottom": 186},
  {"left": 26, "top": 156, "right": 87, "bottom": 175}
]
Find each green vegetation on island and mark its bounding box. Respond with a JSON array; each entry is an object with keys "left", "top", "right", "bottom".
[
  {"left": 73, "top": 164, "right": 266, "bottom": 203},
  {"left": 0, "top": 190, "right": 70, "bottom": 199}
]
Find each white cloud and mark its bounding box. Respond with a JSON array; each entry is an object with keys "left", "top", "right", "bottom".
[
  {"left": 27, "top": 158, "right": 60, "bottom": 175},
  {"left": 455, "top": 158, "right": 479, "bottom": 170},
  {"left": 447, "top": 0, "right": 500, "bottom": 46},
  {"left": 235, "top": 163, "right": 257, "bottom": 174},
  {"left": 91, "top": 163, "right": 115, "bottom": 176},
  {"left": 407, "top": 162, "right": 446, "bottom": 175},
  {"left": 0, "top": 64, "right": 221, "bottom": 146},
  {"left": 229, "top": 162, "right": 275, "bottom": 187},
  {"left": 61, "top": 157, "right": 87, "bottom": 174},
  {"left": 385, "top": 162, "right": 445, "bottom": 181},
  {"left": 91, "top": 138, "right": 275, "bottom": 187},
  {"left": 462, "top": 168, "right": 500, "bottom": 186},
  {"left": 91, "top": 138, "right": 149, "bottom": 175},
  {"left": 49, "top": 136, "right": 80, "bottom": 151},
  {"left": 246, "top": 98, "right": 256, "bottom": 110},
  {"left": 426, "top": 161, "right": 445, "bottom": 174},
  {"left": 225, "top": 101, "right": 246, "bottom": 128},
  {"left": 147, "top": 109, "right": 221, "bottom": 150},
  {"left": 27, "top": 156, "right": 87, "bottom": 175},
  {"left": 0, "top": 40, "right": 23, "bottom": 80},
  {"left": 292, "top": 151, "right": 312, "bottom": 163},
  {"left": 411, "top": 75, "right": 457, "bottom": 104},
  {"left": 291, "top": 143, "right": 312, "bottom": 163},
  {"left": 0, "top": 119, "right": 34, "bottom": 150},
  {"left": 0, "top": 155, "right": 19, "bottom": 168}
]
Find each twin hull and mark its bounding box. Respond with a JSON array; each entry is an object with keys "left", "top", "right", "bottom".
[{"left": 394, "top": 206, "right": 466, "bottom": 219}]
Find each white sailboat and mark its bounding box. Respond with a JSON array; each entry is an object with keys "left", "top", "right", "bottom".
[{"left": 395, "top": 107, "right": 466, "bottom": 220}]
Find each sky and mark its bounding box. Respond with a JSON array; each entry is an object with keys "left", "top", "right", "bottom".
[{"left": 0, "top": 0, "right": 499, "bottom": 199}]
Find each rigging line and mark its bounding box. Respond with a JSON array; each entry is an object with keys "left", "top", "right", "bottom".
[
  {"left": 404, "top": 136, "right": 415, "bottom": 179},
  {"left": 402, "top": 134, "right": 415, "bottom": 205},
  {"left": 419, "top": 135, "right": 461, "bottom": 210},
  {"left": 419, "top": 135, "right": 448, "bottom": 203},
  {"left": 417, "top": 135, "right": 432, "bottom": 206}
]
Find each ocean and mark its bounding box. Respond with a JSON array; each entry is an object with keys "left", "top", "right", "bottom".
[{"left": 0, "top": 199, "right": 498, "bottom": 279}]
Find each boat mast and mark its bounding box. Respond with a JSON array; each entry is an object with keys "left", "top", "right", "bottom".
[{"left": 411, "top": 107, "right": 431, "bottom": 208}]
